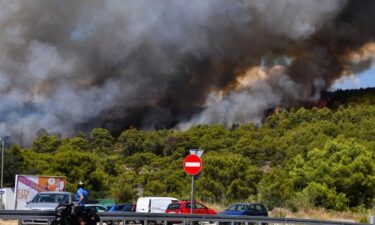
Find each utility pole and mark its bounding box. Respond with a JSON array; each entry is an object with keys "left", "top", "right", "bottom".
[{"left": 0, "top": 138, "right": 4, "bottom": 209}]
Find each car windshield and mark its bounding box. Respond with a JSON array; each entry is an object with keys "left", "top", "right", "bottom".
[
  {"left": 31, "top": 193, "right": 70, "bottom": 203},
  {"left": 122, "top": 204, "right": 133, "bottom": 211},
  {"left": 227, "top": 204, "right": 248, "bottom": 211},
  {"left": 97, "top": 206, "right": 106, "bottom": 211},
  {"left": 167, "top": 203, "right": 181, "bottom": 210}
]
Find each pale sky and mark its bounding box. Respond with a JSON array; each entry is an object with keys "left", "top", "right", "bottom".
[{"left": 331, "top": 67, "right": 375, "bottom": 90}]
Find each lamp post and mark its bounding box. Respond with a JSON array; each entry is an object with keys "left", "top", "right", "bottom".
[{"left": 0, "top": 138, "right": 4, "bottom": 209}]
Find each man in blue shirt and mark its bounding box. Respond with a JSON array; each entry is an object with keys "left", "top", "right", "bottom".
[
  {"left": 75, "top": 180, "right": 89, "bottom": 225},
  {"left": 75, "top": 180, "right": 88, "bottom": 206}
]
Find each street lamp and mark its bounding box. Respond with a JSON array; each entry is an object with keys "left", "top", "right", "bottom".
[{"left": 0, "top": 138, "right": 4, "bottom": 209}]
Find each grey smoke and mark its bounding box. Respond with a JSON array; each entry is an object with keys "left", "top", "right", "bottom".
[{"left": 0, "top": 0, "right": 373, "bottom": 145}]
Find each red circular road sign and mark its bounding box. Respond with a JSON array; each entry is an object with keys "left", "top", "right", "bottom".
[{"left": 183, "top": 154, "right": 202, "bottom": 175}]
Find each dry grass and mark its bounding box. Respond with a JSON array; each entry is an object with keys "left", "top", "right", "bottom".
[
  {"left": 203, "top": 202, "right": 373, "bottom": 223},
  {"left": 205, "top": 202, "right": 226, "bottom": 212},
  {"left": 0, "top": 220, "right": 18, "bottom": 225},
  {"left": 270, "top": 208, "right": 372, "bottom": 223}
]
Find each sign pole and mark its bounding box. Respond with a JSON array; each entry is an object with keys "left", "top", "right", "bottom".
[
  {"left": 0, "top": 139, "right": 4, "bottom": 209},
  {"left": 14, "top": 175, "right": 18, "bottom": 210},
  {"left": 191, "top": 175, "right": 194, "bottom": 214},
  {"left": 183, "top": 150, "right": 204, "bottom": 215}
]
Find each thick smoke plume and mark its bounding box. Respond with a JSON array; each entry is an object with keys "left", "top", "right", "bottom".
[{"left": 0, "top": 0, "right": 374, "bottom": 144}]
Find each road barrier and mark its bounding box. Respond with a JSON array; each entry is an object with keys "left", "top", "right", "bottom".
[{"left": 0, "top": 210, "right": 368, "bottom": 225}]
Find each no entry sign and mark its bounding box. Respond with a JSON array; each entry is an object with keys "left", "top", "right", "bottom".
[{"left": 184, "top": 154, "right": 202, "bottom": 175}]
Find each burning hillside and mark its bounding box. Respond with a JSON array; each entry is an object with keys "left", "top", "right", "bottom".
[{"left": 0, "top": 0, "right": 375, "bottom": 144}]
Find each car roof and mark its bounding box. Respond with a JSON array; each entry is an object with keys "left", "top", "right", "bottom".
[
  {"left": 231, "top": 203, "right": 264, "bottom": 205},
  {"left": 168, "top": 201, "right": 208, "bottom": 206},
  {"left": 37, "top": 191, "right": 73, "bottom": 194},
  {"left": 138, "top": 197, "right": 178, "bottom": 200}
]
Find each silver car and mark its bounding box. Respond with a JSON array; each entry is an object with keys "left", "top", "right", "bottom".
[
  {"left": 23, "top": 191, "right": 75, "bottom": 225},
  {"left": 26, "top": 191, "right": 75, "bottom": 210}
]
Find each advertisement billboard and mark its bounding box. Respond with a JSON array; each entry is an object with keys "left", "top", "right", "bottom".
[{"left": 14, "top": 175, "right": 67, "bottom": 210}]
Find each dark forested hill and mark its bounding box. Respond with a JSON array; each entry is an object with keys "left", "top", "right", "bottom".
[
  {"left": 324, "top": 87, "right": 375, "bottom": 107},
  {"left": 5, "top": 88, "right": 375, "bottom": 211}
]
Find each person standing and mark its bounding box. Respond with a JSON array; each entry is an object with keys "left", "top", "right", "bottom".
[
  {"left": 75, "top": 180, "right": 88, "bottom": 206},
  {"left": 75, "top": 180, "right": 89, "bottom": 225}
]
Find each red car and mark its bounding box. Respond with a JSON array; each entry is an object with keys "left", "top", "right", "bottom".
[{"left": 166, "top": 201, "right": 217, "bottom": 215}]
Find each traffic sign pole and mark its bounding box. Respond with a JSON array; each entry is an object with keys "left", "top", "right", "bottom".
[
  {"left": 183, "top": 152, "right": 203, "bottom": 215},
  {"left": 191, "top": 175, "right": 194, "bottom": 214}
]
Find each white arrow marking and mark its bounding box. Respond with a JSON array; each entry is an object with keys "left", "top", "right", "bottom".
[{"left": 185, "top": 162, "right": 201, "bottom": 167}]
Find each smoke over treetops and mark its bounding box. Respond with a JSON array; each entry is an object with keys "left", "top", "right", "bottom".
[{"left": 0, "top": 0, "right": 374, "bottom": 144}]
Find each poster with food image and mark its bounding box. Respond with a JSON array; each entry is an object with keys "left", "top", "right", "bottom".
[
  {"left": 38, "top": 176, "right": 66, "bottom": 192},
  {"left": 14, "top": 175, "right": 67, "bottom": 210}
]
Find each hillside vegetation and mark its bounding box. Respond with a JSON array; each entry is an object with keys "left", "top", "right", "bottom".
[{"left": 4, "top": 88, "right": 375, "bottom": 212}]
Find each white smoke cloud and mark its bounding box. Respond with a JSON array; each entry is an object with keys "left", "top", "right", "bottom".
[{"left": 178, "top": 68, "right": 303, "bottom": 129}]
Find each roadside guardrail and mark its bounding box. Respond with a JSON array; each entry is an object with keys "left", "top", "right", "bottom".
[{"left": 0, "top": 210, "right": 368, "bottom": 225}]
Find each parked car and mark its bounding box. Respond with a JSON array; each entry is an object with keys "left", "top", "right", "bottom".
[
  {"left": 136, "top": 197, "right": 179, "bottom": 225},
  {"left": 25, "top": 191, "right": 75, "bottom": 211},
  {"left": 108, "top": 203, "right": 136, "bottom": 212},
  {"left": 166, "top": 201, "right": 217, "bottom": 225},
  {"left": 85, "top": 204, "right": 107, "bottom": 212},
  {"left": 220, "top": 203, "right": 268, "bottom": 217},
  {"left": 106, "top": 204, "right": 136, "bottom": 225},
  {"left": 166, "top": 201, "right": 217, "bottom": 215},
  {"left": 136, "top": 197, "right": 178, "bottom": 213},
  {"left": 23, "top": 191, "right": 75, "bottom": 225}
]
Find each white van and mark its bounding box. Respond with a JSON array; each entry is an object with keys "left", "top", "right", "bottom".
[{"left": 136, "top": 197, "right": 178, "bottom": 213}]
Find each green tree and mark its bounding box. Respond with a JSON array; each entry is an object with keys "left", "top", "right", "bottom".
[
  {"left": 142, "top": 132, "right": 164, "bottom": 155},
  {"left": 113, "top": 172, "right": 139, "bottom": 202},
  {"left": 32, "top": 133, "right": 61, "bottom": 153},
  {"left": 48, "top": 145, "right": 100, "bottom": 193},
  {"left": 4, "top": 145, "right": 25, "bottom": 187},
  {"left": 289, "top": 137, "right": 375, "bottom": 209},
  {"left": 118, "top": 129, "right": 144, "bottom": 156},
  {"left": 69, "top": 137, "right": 89, "bottom": 151},
  {"left": 90, "top": 128, "right": 114, "bottom": 154},
  {"left": 197, "top": 152, "right": 261, "bottom": 203},
  {"left": 258, "top": 169, "right": 294, "bottom": 209}
]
